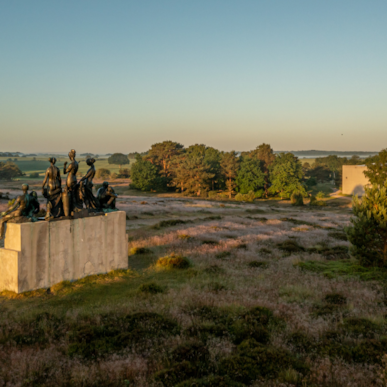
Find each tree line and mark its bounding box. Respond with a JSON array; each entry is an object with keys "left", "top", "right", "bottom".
[{"left": 129, "top": 141, "right": 306, "bottom": 198}]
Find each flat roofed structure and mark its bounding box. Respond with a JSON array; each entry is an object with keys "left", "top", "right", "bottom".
[{"left": 342, "top": 165, "right": 370, "bottom": 196}]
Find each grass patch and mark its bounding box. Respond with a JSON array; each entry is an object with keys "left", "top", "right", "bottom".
[
  {"left": 248, "top": 261, "right": 268, "bottom": 268},
  {"left": 259, "top": 247, "right": 272, "bottom": 255},
  {"left": 328, "top": 230, "right": 348, "bottom": 241},
  {"left": 138, "top": 282, "right": 165, "bottom": 294},
  {"left": 245, "top": 208, "right": 265, "bottom": 214},
  {"left": 151, "top": 219, "right": 189, "bottom": 229},
  {"left": 156, "top": 255, "right": 192, "bottom": 269},
  {"left": 178, "top": 234, "right": 192, "bottom": 240},
  {"left": 202, "top": 240, "right": 219, "bottom": 245},
  {"left": 307, "top": 244, "right": 349, "bottom": 260},
  {"left": 277, "top": 240, "right": 305, "bottom": 254},
  {"left": 296, "top": 259, "right": 387, "bottom": 281},
  {"left": 216, "top": 251, "right": 231, "bottom": 259},
  {"left": 280, "top": 217, "right": 334, "bottom": 230}
]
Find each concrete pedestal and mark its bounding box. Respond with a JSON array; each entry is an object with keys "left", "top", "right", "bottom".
[{"left": 0, "top": 211, "right": 128, "bottom": 293}]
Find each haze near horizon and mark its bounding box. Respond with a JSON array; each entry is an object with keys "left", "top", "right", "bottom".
[{"left": 1, "top": 0, "right": 386, "bottom": 153}]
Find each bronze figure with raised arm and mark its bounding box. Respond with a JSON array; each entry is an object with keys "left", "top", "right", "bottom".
[
  {"left": 62, "top": 149, "right": 83, "bottom": 216},
  {"left": 42, "top": 157, "right": 63, "bottom": 219}
]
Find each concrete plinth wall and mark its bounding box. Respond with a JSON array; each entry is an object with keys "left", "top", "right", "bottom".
[
  {"left": 0, "top": 211, "right": 128, "bottom": 293},
  {"left": 342, "top": 165, "right": 370, "bottom": 196}
]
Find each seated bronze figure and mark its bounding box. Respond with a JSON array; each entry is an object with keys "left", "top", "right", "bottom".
[
  {"left": 0, "top": 184, "right": 40, "bottom": 238},
  {"left": 97, "top": 181, "right": 118, "bottom": 212}
]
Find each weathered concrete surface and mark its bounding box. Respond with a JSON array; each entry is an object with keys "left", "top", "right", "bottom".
[
  {"left": 342, "top": 165, "right": 370, "bottom": 196},
  {"left": 0, "top": 211, "right": 128, "bottom": 293}
]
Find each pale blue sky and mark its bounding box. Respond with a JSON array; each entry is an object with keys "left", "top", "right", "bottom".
[{"left": 1, "top": 0, "right": 386, "bottom": 153}]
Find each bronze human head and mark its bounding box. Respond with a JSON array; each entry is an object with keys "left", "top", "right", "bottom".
[
  {"left": 86, "top": 158, "right": 95, "bottom": 166},
  {"left": 49, "top": 157, "right": 57, "bottom": 165},
  {"left": 68, "top": 149, "right": 76, "bottom": 160},
  {"left": 22, "top": 184, "right": 29, "bottom": 193},
  {"left": 102, "top": 181, "right": 109, "bottom": 189},
  {"left": 30, "top": 191, "right": 37, "bottom": 199}
]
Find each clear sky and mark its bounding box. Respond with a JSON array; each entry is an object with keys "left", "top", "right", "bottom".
[{"left": 1, "top": 0, "right": 386, "bottom": 154}]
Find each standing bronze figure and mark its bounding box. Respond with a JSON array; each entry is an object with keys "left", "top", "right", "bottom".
[
  {"left": 0, "top": 184, "right": 40, "bottom": 238},
  {"left": 42, "top": 157, "right": 63, "bottom": 219},
  {"left": 97, "top": 181, "right": 118, "bottom": 212},
  {"left": 79, "top": 158, "right": 99, "bottom": 210},
  {"left": 62, "top": 149, "right": 83, "bottom": 216}
]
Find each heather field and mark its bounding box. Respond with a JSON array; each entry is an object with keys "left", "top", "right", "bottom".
[{"left": 1, "top": 194, "right": 387, "bottom": 386}]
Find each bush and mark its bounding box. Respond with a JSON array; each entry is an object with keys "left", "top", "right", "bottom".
[
  {"left": 95, "top": 168, "right": 111, "bottom": 179},
  {"left": 345, "top": 182, "right": 387, "bottom": 267},
  {"left": 310, "top": 195, "right": 326, "bottom": 206},
  {"left": 316, "top": 191, "right": 325, "bottom": 199},
  {"left": 235, "top": 190, "right": 255, "bottom": 202},
  {"left": 29, "top": 172, "right": 39, "bottom": 178},
  {"left": 117, "top": 168, "right": 130, "bottom": 178},
  {"left": 130, "top": 247, "right": 152, "bottom": 255},
  {"left": 156, "top": 254, "right": 191, "bottom": 269},
  {"left": 290, "top": 191, "right": 304, "bottom": 206},
  {"left": 138, "top": 282, "right": 164, "bottom": 294}
]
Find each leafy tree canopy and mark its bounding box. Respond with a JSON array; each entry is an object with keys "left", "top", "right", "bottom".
[
  {"left": 269, "top": 153, "right": 305, "bottom": 199},
  {"left": 221, "top": 151, "right": 240, "bottom": 198},
  {"left": 0, "top": 162, "right": 23, "bottom": 180},
  {"left": 108, "top": 153, "right": 129, "bottom": 166},
  {"left": 131, "top": 154, "right": 162, "bottom": 192},
  {"left": 249, "top": 143, "right": 276, "bottom": 171},
  {"left": 346, "top": 181, "right": 387, "bottom": 267},
  {"left": 364, "top": 149, "right": 387, "bottom": 186},
  {"left": 236, "top": 156, "right": 265, "bottom": 194}
]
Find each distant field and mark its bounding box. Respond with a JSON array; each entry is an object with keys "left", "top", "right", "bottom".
[{"left": 0, "top": 156, "right": 135, "bottom": 180}]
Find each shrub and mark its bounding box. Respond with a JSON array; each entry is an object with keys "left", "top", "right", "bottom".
[
  {"left": 29, "top": 172, "right": 39, "bottom": 178},
  {"left": 175, "top": 376, "right": 245, "bottom": 387},
  {"left": 316, "top": 191, "right": 326, "bottom": 199},
  {"left": 151, "top": 219, "right": 188, "bottom": 229},
  {"left": 95, "top": 168, "right": 111, "bottom": 179},
  {"left": 117, "top": 168, "right": 130, "bottom": 178},
  {"left": 138, "top": 282, "right": 164, "bottom": 294},
  {"left": 324, "top": 293, "right": 347, "bottom": 305},
  {"left": 310, "top": 195, "right": 327, "bottom": 206},
  {"left": 235, "top": 190, "right": 255, "bottom": 202},
  {"left": 130, "top": 247, "right": 152, "bottom": 255},
  {"left": 156, "top": 254, "right": 191, "bottom": 269},
  {"left": 345, "top": 182, "right": 387, "bottom": 267},
  {"left": 290, "top": 191, "right": 304, "bottom": 206},
  {"left": 277, "top": 240, "right": 305, "bottom": 254}
]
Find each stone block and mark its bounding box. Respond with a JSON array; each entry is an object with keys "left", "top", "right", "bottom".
[{"left": 0, "top": 211, "right": 128, "bottom": 293}]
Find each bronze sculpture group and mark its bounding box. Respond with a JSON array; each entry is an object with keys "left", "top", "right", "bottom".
[{"left": 0, "top": 149, "right": 118, "bottom": 238}]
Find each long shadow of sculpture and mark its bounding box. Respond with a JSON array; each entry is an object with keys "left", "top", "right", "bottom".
[{"left": 0, "top": 149, "right": 119, "bottom": 239}]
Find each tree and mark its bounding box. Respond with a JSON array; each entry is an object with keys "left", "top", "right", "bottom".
[
  {"left": 146, "top": 141, "right": 184, "bottom": 187},
  {"left": 95, "top": 168, "right": 111, "bottom": 179},
  {"left": 0, "top": 162, "right": 23, "bottom": 180},
  {"left": 249, "top": 143, "right": 276, "bottom": 196},
  {"left": 220, "top": 151, "right": 239, "bottom": 198},
  {"left": 364, "top": 149, "right": 387, "bottom": 186},
  {"left": 269, "top": 153, "right": 305, "bottom": 199},
  {"left": 170, "top": 156, "right": 214, "bottom": 196},
  {"left": 235, "top": 156, "right": 265, "bottom": 194},
  {"left": 108, "top": 153, "right": 129, "bottom": 168},
  {"left": 307, "top": 164, "right": 331, "bottom": 182},
  {"left": 345, "top": 181, "right": 387, "bottom": 267},
  {"left": 184, "top": 144, "right": 222, "bottom": 191},
  {"left": 130, "top": 154, "right": 162, "bottom": 191}
]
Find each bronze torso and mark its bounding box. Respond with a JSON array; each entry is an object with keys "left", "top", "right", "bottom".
[{"left": 65, "top": 160, "right": 79, "bottom": 189}]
